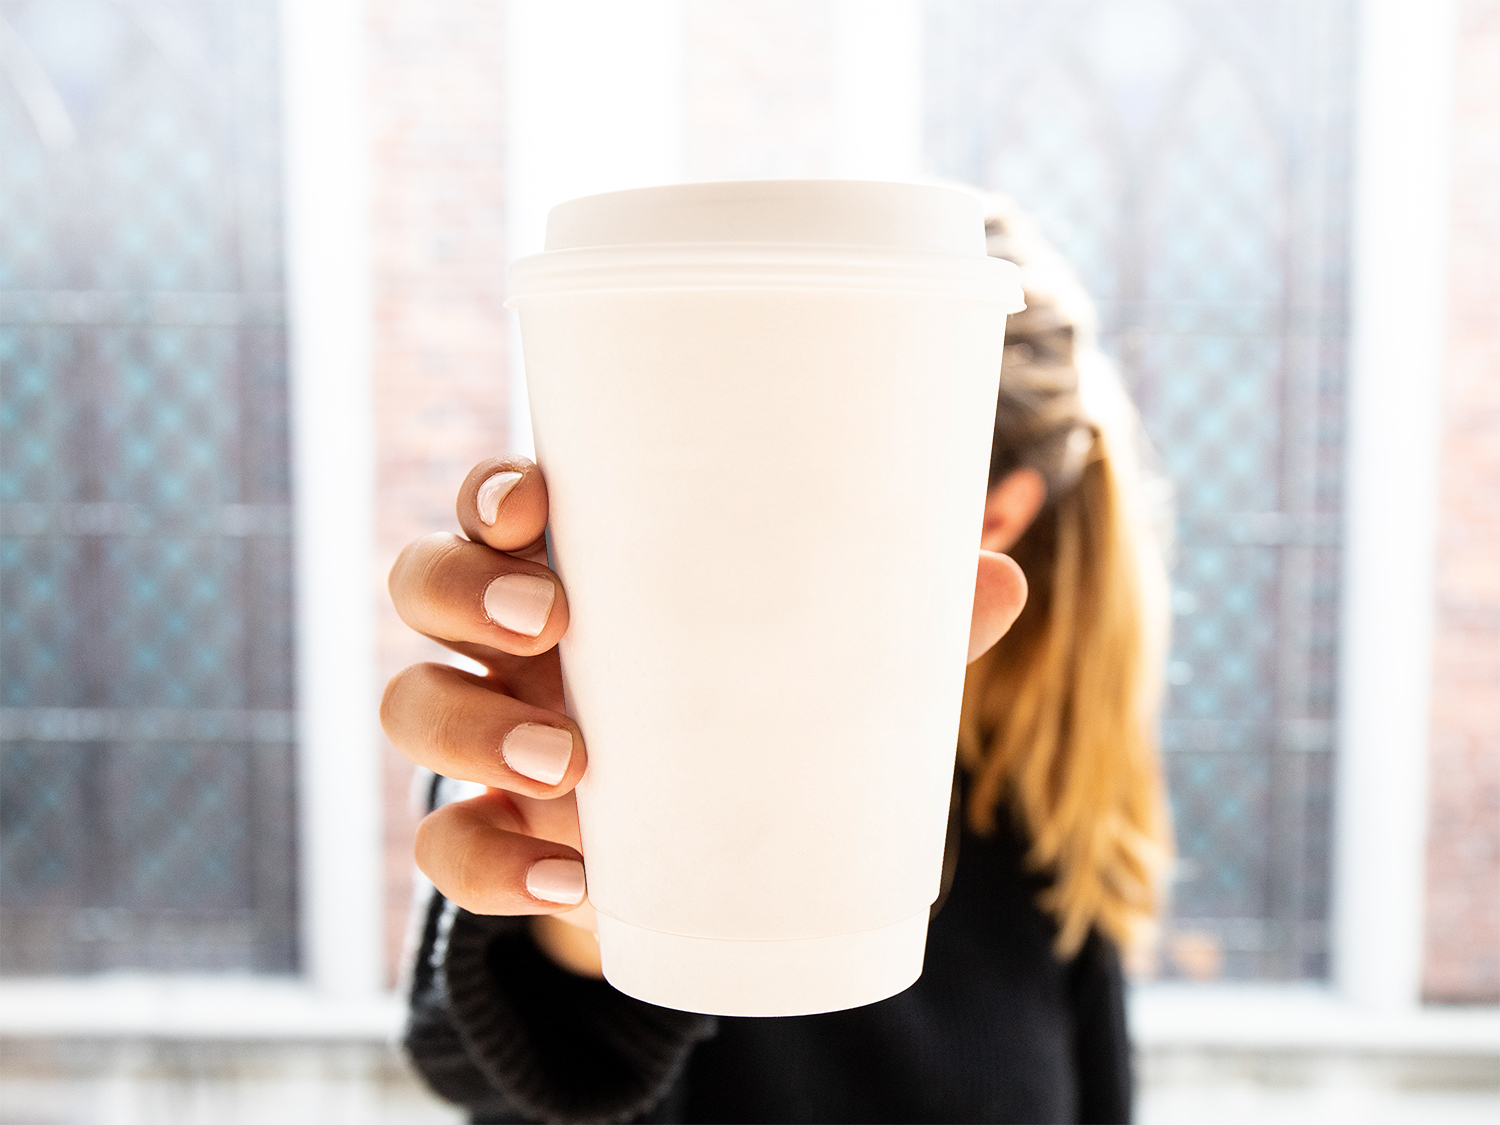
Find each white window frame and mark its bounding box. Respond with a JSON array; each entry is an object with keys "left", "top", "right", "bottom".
[
  {"left": 5, "top": 0, "right": 1496, "bottom": 1054},
  {"left": 280, "top": 0, "right": 384, "bottom": 1006},
  {"left": 0, "top": 0, "right": 391, "bottom": 1037},
  {"left": 1329, "top": 0, "right": 1453, "bottom": 1014},
  {"left": 1134, "top": 0, "right": 1499, "bottom": 1046}
]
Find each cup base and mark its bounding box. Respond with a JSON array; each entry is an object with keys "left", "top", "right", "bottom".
[{"left": 594, "top": 910, "right": 930, "bottom": 1017}]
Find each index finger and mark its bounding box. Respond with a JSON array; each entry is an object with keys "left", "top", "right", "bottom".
[{"left": 457, "top": 457, "right": 550, "bottom": 555}]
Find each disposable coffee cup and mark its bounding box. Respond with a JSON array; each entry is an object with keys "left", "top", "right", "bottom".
[{"left": 507, "top": 180, "right": 1023, "bottom": 1016}]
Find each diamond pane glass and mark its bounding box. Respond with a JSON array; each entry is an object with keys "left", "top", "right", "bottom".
[
  {"left": 927, "top": 0, "right": 1354, "bottom": 979},
  {"left": 0, "top": 0, "right": 295, "bottom": 974}
]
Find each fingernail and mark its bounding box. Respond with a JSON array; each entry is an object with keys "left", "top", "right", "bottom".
[
  {"left": 502, "top": 723, "right": 573, "bottom": 786},
  {"left": 483, "top": 573, "right": 555, "bottom": 637},
  {"left": 526, "top": 857, "right": 585, "bottom": 905},
  {"left": 476, "top": 471, "right": 523, "bottom": 525}
]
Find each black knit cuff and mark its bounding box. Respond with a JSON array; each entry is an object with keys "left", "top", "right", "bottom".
[{"left": 440, "top": 907, "right": 716, "bottom": 1124}]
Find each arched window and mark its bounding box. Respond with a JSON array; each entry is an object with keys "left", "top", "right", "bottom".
[{"left": 928, "top": 0, "right": 1356, "bottom": 980}]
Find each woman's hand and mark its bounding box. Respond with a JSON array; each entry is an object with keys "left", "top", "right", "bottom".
[
  {"left": 382, "top": 456, "right": 1028, "bottom": 978},
  {"left": 383, "top": 457, "right": 604, "bottom": 974}
]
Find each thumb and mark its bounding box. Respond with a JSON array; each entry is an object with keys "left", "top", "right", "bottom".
[{"left": 968, "top": 550, "right": 1027, "bottom": 663}]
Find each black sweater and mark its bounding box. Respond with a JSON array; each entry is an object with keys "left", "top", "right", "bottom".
[{"left": 404, "top": 773, "right": 1132, "bottom": 1124}]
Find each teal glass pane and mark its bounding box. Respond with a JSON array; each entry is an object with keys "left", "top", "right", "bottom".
[
  {"left": 927, "top": 0, "right": 1354, "bottom": 979},
  {"left": 0, "top": 0, "right": 295, "bottom": 974}
]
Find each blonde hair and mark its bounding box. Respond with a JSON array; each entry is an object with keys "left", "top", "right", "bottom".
[{"left": 957, "top": 199, "right": 1173, "bottom": 958}]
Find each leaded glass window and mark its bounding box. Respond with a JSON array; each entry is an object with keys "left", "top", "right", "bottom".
[
  {"left": 0, "top": 0, "right": 296, "bottom": 973},
  {"left": 927, "top": 0, "right": 1353, "bottom": 979}
]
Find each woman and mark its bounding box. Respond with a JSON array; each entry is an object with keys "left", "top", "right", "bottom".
[{"left": 383, "top": 199, "right": 1172, "bottom": 1124}]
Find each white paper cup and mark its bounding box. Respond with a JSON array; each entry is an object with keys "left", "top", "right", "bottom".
[{"left": 507, "top": 180, "right": 1023, "bottom": 1016}]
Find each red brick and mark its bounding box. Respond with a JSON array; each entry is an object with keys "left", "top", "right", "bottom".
[
  {"left": 1424, "top": 0, "right": 1500, "bottom": 1004},
  {"left": 366, "top": 0, "right": 510, "bottom": 983}
]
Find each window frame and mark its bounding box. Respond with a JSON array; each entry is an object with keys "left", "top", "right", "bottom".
[
  {"left": 0, "top": 0, "right": 385, "bottom": 1027},
  {"left": 1330, "top": 0, "right": 1455, "bottom": 1013},
  {"left": 280, "top": 0, "right": 383, "bottom": 1002},
  {"left": 4, "top": 0, "right": 1495, "bottom": 1045}
]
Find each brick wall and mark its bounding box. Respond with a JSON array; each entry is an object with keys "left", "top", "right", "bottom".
[
  {"left": 1423, "top": 0, "right": 1500, "bottom": 1003},
  {"left": 366, "top": 0, "right": 510, "bottom": 981}
]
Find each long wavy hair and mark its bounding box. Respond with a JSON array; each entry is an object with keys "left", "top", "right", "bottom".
[{"left": 957, "top": 198, "right": 1173, "bottom": 958}]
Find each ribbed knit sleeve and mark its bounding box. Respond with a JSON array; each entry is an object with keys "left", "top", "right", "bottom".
[{"left": 402, "top": 773, "right": 716, "bottom": 1124}]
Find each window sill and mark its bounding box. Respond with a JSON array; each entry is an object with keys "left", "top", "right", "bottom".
[
  {"left": 0, "top": 976, "right": 403, "bottom": 1040},
  {"left": 4, "top": 976, "right": 1496, "bottom": 1053},
  {"left": 1130, "top": 982, "right": 1500, "bottom": 1055}
]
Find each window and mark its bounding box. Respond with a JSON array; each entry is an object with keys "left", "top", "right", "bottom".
[
  {"left": 927, "top": 0, "right": 1356, "bottom": 979},
  {"left": 0, "top": 0, "right": 296, "bottom": 974}
]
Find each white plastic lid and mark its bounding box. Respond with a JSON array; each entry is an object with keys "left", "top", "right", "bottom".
[
  {"left": 545, "top": 179, "right": 988, "bottom": 256},
  {"left": 509, "top": 180, "right": 1023, "bottom": 306}
]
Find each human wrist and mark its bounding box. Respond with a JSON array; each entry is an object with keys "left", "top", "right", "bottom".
[{"left": 529, "top": 913, "right": 605, "bottom": 979}]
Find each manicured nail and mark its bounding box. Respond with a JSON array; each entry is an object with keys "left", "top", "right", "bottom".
[
  {"left": 476, "top": 471, "right": 523, "bottom": 525},
  {"left": 483, "top": 573, "right": 555, "bottom": 637},
  {"left": 526, "top": 858, "right": 585, "bottom": 905},
  {"left": 502, "top": 723, "right": 573, "bottom": 786}
]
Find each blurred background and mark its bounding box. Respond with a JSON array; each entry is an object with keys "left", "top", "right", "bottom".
[{"left": 0, "top": 1, "right": 1496, "bottom": 1122}]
